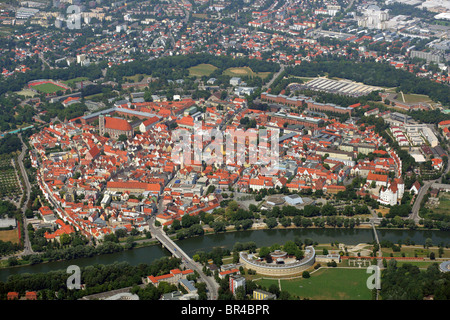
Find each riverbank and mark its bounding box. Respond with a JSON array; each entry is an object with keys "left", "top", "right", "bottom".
[{"left": 0, "top": 226, "right": 448, "bottom": 279}]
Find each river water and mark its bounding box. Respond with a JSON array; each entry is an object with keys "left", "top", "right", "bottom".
[{"left": 1, "top": 228, "right": 449, "bottom": 282}]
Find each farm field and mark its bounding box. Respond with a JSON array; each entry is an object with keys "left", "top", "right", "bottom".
[
  {"left": 188, "top": 64, "right": 218, "bottom": 77},
  {"left": 223, "top": 67, "right": 270, "bottom": 79},
  {"left": 255, "top": 268, "right": 372, "bottom": 300},
  {"left": 32, "top": 83, "right": 66, "bottom": 94}
]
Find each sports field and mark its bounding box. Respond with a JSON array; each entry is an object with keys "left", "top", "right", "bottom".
[
  {"left": 256, "top": 268, "right": 372, "bottom": 300},
  {"left": 32, "top": 83, "right": 66, "bottom": 94},
  {"left": 401, "top": 92, "right": 432, "bottom": 104},
  {"left": 188, "top": 64, "right": 218, "bottom": 77}
]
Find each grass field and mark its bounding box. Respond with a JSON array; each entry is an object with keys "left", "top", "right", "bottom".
[
  {"left": 432, "top": 193, "right": 450, "bottom": 216},
  {"left": 62, "top": 77, "right": 89, "bottom": 86},
  {"left": 381, "top": 246, "right": 450, "bottom": 259},
  {"left": 15, "top": 89, "right": 37, "bottom": 97},
  {"left": 84, "top": 93, "right": 103, "bottom": 100},
  {"left": 32, "top": 83, "right": 66, "bottom": 94},
  {"left": 255, "top": 268, "right": 372, "bottom": 300},
  {"left": 188, "top": 64, "right": 218, "bottom": 77},
  {"left": 401, "top": 93, "right": 432, "bottom": 104},
  {"left": 375, "top": 207, "right": 390, "bottom": 217},
  {"left": 123, "top": 74, "right": 152, "bottom": 83},
  {"left": 0, "top": 229, "right": 19, "bottom": 244},
  {"left": 192, "top": 13, "right": 208, "bottom": 19},
  {"left": 223, "top": 67, "right": 270, "bottom": 79}
]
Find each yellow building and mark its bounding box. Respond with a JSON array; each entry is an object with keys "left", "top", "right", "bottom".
[{"left": 253, "top": 289, "right": 276, "bottom": 300}]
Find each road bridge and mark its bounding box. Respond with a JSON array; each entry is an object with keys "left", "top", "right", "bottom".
[{"left": 149, "top": 216, "right": 218, "bottom": 300}]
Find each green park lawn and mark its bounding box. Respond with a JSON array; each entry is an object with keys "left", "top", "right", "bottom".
[
  {"left": 256, "top": 268, "right": 373, "bottom": 300},
  {"left": 188, "top": 64, "right": 218, "bottom": 77}
]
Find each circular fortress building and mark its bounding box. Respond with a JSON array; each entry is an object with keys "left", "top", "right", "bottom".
[{"left": 239, "top": 246, "right": 315, "bottom": 276}]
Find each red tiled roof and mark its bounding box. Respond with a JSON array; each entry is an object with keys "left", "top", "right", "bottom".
[
  {"left": 104, "top": 117, "right": 132, "bottom": 131},
  {"left": 107, "top": 181, "right": 161, "bottom": 192},
  {"left": 367, "top": 171, "right": 388, "bottom": 183}
]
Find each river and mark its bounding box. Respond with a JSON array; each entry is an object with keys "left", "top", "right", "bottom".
[{"left": 1, "top": 228, "right": 449, "bottom": 282}]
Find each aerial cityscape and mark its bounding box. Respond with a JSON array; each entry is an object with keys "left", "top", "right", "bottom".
[{"left": 0, "top": 0, "right": 449, "bottom": 306}]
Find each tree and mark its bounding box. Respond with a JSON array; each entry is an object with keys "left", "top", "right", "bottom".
[
  {"left": 425, "top": 238, "right": 433, "bottom": 249},
  {"left": 302, "top": 271, "right": 310, "bottom": 278},
  {"left": 283, "top": 241, "right": 298, "bottom": 255},
  {"left": 171, "top": 219, "right": 181, "bottom": 230},
  {"left": 259, "top": 247, "right": 271, "bottom": 260},
  {"left": 212, "top": 221, "right": 226, "bottom": 233},
  {"left": 59, "top": 233, "right": 71, "bottom": 246},
  {"left": 268, "top": 284, "right": 280, "bottom": 297},
  {"left": 295, "top": 248, "right": 304, "bottom": 260},
  {"left": 7, "top": 256, "right": 18, "bottom": 266},
  {"left": 233, "top": 251, "right": 240, "bottom": 264},
  {"left": 265, "top": 217, "right": 278, "bottom": 229},
  {"left": 235, "top": 286, "right": 247, "bottom": 300}
]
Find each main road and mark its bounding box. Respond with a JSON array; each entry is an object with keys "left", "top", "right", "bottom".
[
  {"left": 409, "top": 150, "right": 450, "bottom": 223},
  {"left": 146, "top": 173, "right": 219, "bottom": 299},
  {"left": 262, "top": 64, "right": 285, "bottom": 91},
  {"left": 18, "top": 134, "right": 33, "bottom": 256}
]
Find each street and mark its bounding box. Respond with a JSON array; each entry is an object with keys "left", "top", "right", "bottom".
[{"left": 18, "top": 134, "right": 33, "bottom": 256}]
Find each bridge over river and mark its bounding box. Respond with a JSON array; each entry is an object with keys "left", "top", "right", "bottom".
[{"left": 149, "top": 216, "right": 219, "bottom": 300}]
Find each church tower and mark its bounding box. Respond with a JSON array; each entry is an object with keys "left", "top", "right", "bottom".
[{"left": 99, "top": 115, "right": 105, "bottom": 136}]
